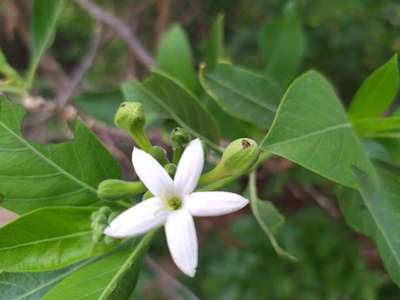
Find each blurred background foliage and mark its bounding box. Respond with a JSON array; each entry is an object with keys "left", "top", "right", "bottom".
[{"left": 1, "top": 0, "right": 400, "bottom": 298}]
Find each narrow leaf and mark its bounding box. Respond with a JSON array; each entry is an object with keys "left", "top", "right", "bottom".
[
  {"left": 349, "top": 54, "right": 399, "bottom": 120},
  {"left": 43, "top": 233, "right": 153, "bottom": 300},
  {"left": 353, "top": 116, "right": 400, "bottom": 138},
  {"left": 0, "top": 207, "right": 118, "bottom": 272},
  {"left": 262, "top": 70, "right": 377, "bottom": 188},
  {"left": 249, "top": 172, "right": 295, "bottom": 261},
  {"left": 203, "top": 14, "right": 225, "bottom": 71},
  {"left": 157, "top": 25, "right": 200, "bottom": 94},
  {"left": 122, "top": 71, "right": 221, "bottom": 150},
  {"left": 28, "top": 0, "right": 62, "bottom": 85},
  {"left": 200, "top": 62, "right": 282, "bottom": 129},
  {"left": 0, "top": 97, "right": 121, "bottom": 213},
  {"left": 259, "top": 2, "right": 305, "bottom": 87}
]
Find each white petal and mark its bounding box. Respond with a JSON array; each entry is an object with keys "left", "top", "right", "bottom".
[
  {"left": 104, "top": 197, "right": 168, "bottom": 238},
  {"left": 165, "top": 209, "right": 198, "bottom": 277},
  {"left": 186, "top": 192, "right": 249, "bottom": 217},
  {"left": 132, "top": 147, "right": 176, "bottom": 199},
  {"left": 174, "top": 139, "right": 204, "bottom": 195}
]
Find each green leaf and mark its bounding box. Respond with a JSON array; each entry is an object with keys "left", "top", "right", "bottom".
[
  {"left": 259, "top": 2, "right": 305, "bottom": 87},
  {"left": 74, "top": 90, "right": 124, "bottom": 126},
  {"left": 122, "top": 71, "right": 221, "bottom": 151},
  {"left": 43, "top": 233, "right": 154, "bottom": 300},
  {"left": 262, "top": 70, "right": 377, "bottom": 188},
  {"left": 203, "top": 14, "right": 225, "bottom": 71},
  {"left": 156, "top": 25, "right": 200, "bottom": 94},
  {"left": 0, "top": 207, "right": 118, "bottom": 272},
  {"left": 339, "top": 164, "right": 400, "bottom": 286},
  {"left": 0, "top": 49, "right": 26, "bottom": 93},
  {"left": 27, "top": 0, "right": 62, "bottom": 85},
  {"left": 349, "top": 54, "right": 399, "bottom": 120},
  {"left": 249, "top": 172, "right": 295, "bottom": 261},
  {"left": 353, "top": 116, "right": 400, "bottom": 138},
  {"left": 199, "top": 62, "right": 282, "bottom": 129},
  {"left": 0, "top": 97, "right": 121, "bottom": 213},
  {"left": 0, "top": 260, "right": 91, "bottom": 300}
]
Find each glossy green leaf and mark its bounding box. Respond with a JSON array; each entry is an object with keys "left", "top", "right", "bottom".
[
  {"left": 262, "top": 70, "right": 377, "bottom": 188},
  {"left": 122, "top": 71, "right": 221, "bottom": 150},
  {"left": 339, "top": 164, "right": 400, "bottom": 286},
  {"left": 43, "top": 233, "right": 153, "bottom": 300},
  {"left": 156, "top": 25, "right": 199, "bottom": 94},
  {"left": 28, "top": 0, "right": 62, "bottom": 85},
  {"left": 259, "top": 2, "right": 305, "bottom": 87},
  {"left": 0, "top": 97, "right": 121, "bottom": 213},
  {"left": 0, "top": 260, "right": 91, "bottom": 300},
  {"left": 0, "top": 207, "right": 117, "bottom": 272},
  {"left": 353, "top": 116, "right": 400, "bottom": 138},
  {"left": 249, "top": 172, "right": 295, "bottom": 261},
  {"left": 349, "top": 54, "right": 399, "bottom": 120},
  {"left": 203, "top": 14, "right": 225, "bottom": 71},
  {"left": 200, "top": 62, "right": 282, "bottom": 129},
  {"left": 74, "top": 90, "right": 124, "bottom": 126}
]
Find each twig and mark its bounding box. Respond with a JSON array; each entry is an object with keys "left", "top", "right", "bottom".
[
  {"left": 73, "top": 0, "right": 155, "bottom": 69},
  {"left": 56, "top": 25, "right": 103, "bottom": 108},
  {"left": 155, "top": 0, "right": 171, "bottom": 43},
  {"left": 304, "top": 186, "right": 340, "bottom": 219},
  {"left": 144, "top": 256, "right": 200, "bottom": 300}
]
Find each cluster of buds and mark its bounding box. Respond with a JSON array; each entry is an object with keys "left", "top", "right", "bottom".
[{"left": 90, "top": 206, "right": 118, "bottom": 244}]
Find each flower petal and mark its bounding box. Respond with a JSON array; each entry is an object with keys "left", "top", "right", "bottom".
[
  {"left": 186, "top": 192, "right": 249, "bottom": 217},
  {"left": 104, "top": 197, "right": 168, "bottom": 238},
  {"left": 132, "top": 147, "right": 176, "bottom": 199},
  {"left": 174, "top": 139, "right": 204, "bottom": 195},
  {"left": 165, "top": 209, "right": 198, "bottom": 277}
]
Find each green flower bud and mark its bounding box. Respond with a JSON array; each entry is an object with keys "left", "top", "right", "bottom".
[
  {"left": 150, "top": 146, "right": 169, "bottom": 165},
  {"left": 200, "top": 138, "right": 259, "bottom": 184},
  {"left": 114, "top": 102, "right": 145, "bottom": 133},
  {"left": 171, "top": 127, "right": 190, "bottom": 149},
  {"left": 97, "top": 179, "right": 146, "bottom": 200},
  {"left": 165, "top": 163, "right": 177, "bottom": 176}
]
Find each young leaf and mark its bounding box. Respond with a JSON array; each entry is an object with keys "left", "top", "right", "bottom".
[
  {"left": 0, "top": 97, "right": 121, "bottom": 213},
  {"left": 262, "top": 70, "right": 377, "bottom": 188},
  {"left": 349, "top": 54, "right": 399, "bottom": 120},
  {"left": 0, "top": 260, "right": 92, "bottom": 300},
  {"left": 249, "top": 172, "right": 296, "bottom": 261},
  {"left": 122, "top": 71, "right": 221, "bottom": 151},
  {"left": 259, "top": 2, "right": 305, "bottom": 87},
  {"left": 353, "top": 116, "right": 400, "bottom": 138},
  {"left": 0, "top": 207, "right": 118, "bottom": 272},
  {"left": 28, "top": 0, "right": 63, "bottom": 85},
  {"left": 43, "top": 233, "right": 153, "bottom": 300},
  {"left": 339, "top": 164, "right": 400, "bottom": 286},
  {"left": 156, "top": 25, "right": 200, "bottom": 94},
  {"left": 199, "top": 62, "right": 282, "bottom": 130},
  {"left": 203, "top": 14, "right": 225, "bottom": 71}
]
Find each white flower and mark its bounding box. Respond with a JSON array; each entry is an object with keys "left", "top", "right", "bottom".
[{"left": 104, "top": 139, "right": 249, "bottom": 277}]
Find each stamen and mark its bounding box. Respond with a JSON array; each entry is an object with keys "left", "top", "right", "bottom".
[{"left": 167, "top": 196, "right": 182, "bottom": 210}]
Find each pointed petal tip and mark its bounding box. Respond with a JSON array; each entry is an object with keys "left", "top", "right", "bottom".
[{"left": 182, "top": 267, "right": 196, "bottom": 277}]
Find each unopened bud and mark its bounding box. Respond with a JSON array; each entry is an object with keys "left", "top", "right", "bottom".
[
  {"left": 165, "top": 163, "right": 177, "bottom": 176},
  {"left": 171, "top": 127, "right": 190, "bottom": 149},
  {"left": 150, "top": 146, "right": 169, "bottom": 165},
  {"left": 97, "top": 179, "right": 145, "bottom": 200},
  {"left": 114, "top": 102, "right": 145, "bottom": 133}
]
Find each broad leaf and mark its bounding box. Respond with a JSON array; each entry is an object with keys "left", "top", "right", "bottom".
[
  {"left": 43, "top": 233, "right": 153, "bottom": 300},
  {"left": 0, "top": 97, "right": 121, "bottom": 213},
  {"left": 249, "top": 172, "right": 295, "bottom": 261},
  {"left": 339, "top": 165, "right": 400, "bottom": 286},
  {"left": 259, "top": 2, "right": 305, "bottom": 87},
  {"left": 28, "top": 0, "right": 62, "bottom": 85},
  {"left": 203, "top": 14, "right": 225, "bottom": 71},
  {"left": 0, "top": 260, "right": 91, "bottom": 300},
  {"left": 122, "top": 71, "right": 221, "bottom": 150},
  {"left": 74, "top": 90, "right": 124, "bottom": 126},
  {"left": 262, "top": 70, "right": 377, "bottom": 188},
  {"left": 349, "top": 54, "right": 399, "bottom": 120},
  {"left": 156, "top": 25, "right": 200, "bottom": 94},
  {"left": 200, "top": 62, "right": 282, "bottom": 129},
  {"left": 0, "top": 207, "right": 117, "bottom": 272}
]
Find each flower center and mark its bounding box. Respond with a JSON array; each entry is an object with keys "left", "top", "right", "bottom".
[{"left": 167, "top": 196, "right": 182, "bottom": 210}]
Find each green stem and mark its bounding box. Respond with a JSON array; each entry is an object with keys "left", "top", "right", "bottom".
[{"left": 131, "top": 131, "right": 153, "bottom": 152}]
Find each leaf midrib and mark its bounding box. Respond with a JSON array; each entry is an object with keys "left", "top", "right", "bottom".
[
  {"left": 0, "top": 231, "right": 92, "bottom": 251},
  {"left": 0, "top": 119, "right": 97, "bottom": 195}
]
